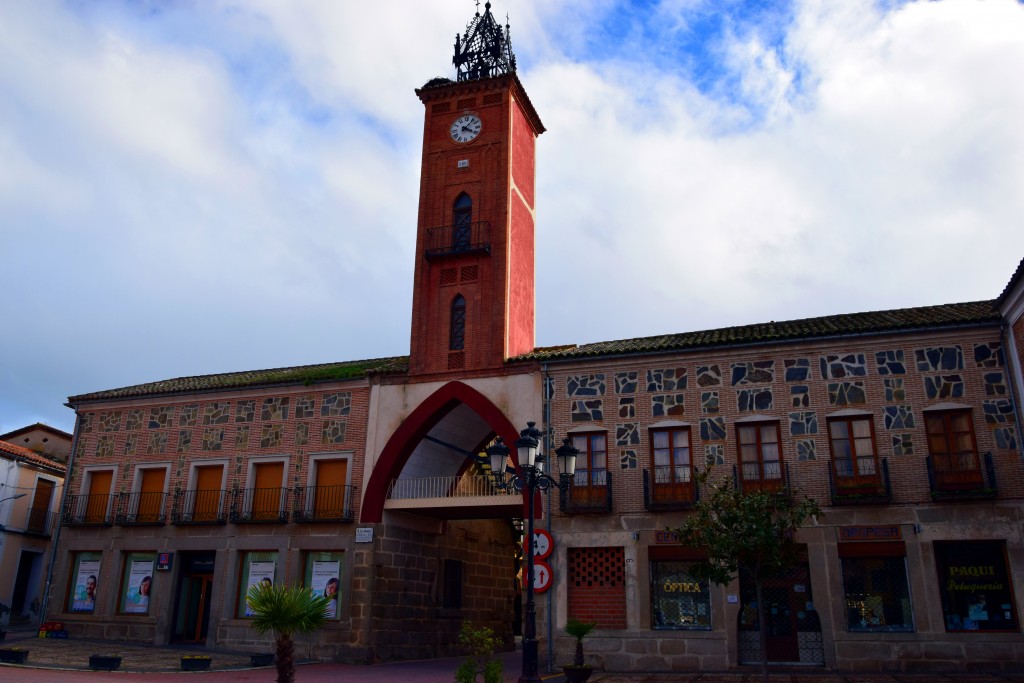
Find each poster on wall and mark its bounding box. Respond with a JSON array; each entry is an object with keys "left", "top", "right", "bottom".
[
  {"left": 310, "top": 561, "right": 341, "bottom": 618},
  {"left": 71, "top": 559, "right": 101, "bottom": 613},
  {"left": 123, "top": 559, "right": 155, "bottom": 614},
  {"left": 244, "top": 561, "right": 276, "bottom": 616}
]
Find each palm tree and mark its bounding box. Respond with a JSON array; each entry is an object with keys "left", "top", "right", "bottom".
[{"left": 246, "top": 583, "right": 330, "bottom": 683}]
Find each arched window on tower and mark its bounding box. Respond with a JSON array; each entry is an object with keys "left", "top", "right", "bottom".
[
  {"left": 452, "top": 193, "right": 472, "bottom": 251},
  {"left": 450, "top": 295, "right": 466, "bottom": 351}
]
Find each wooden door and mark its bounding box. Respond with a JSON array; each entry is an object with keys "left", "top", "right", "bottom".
[
  {"left": 314, "top": 459, "right": 348, "bottom": 518},
  {"left": 252, "top": 462, "right": 284, "bottom": 520},
  {"left": 137, "top": 468, "right": 165, "bottom": 522},
  {"left": 85, "top": 471, "right": 112, "bottom": 523},
  {"left": 193, "top": 465, "right": 223, "bottom": 521},
  {"left": 28, "top": 478, "right": 55, "bottom": 533}
]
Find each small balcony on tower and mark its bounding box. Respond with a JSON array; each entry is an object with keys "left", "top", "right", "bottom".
[{"left": 424, "top": 221, "right": 491, "bottom": 260}]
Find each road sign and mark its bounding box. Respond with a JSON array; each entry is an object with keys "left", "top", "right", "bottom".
[
  {"left": 531, "top": 559, "right": 553, "bottom": 593},
  {"left": 533, "top": 529, "right": 554, "bottom": 560}
]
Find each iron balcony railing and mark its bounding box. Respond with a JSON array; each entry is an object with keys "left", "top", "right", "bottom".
[
  {"left": 115, "top": 491, "right": 168, "bottom": 525},
  {"left": 230, "top": 487, "right": 289, "bottom": 523},
  {"left": 62, "top": 493, "right": 114, "bottom": 526},
  {"left": 926, "top": 451, "right": 997, "bottom": 500},
  {"left": 829, "top": 457, "right": 892, "bottom": 505},
  {"left": 171, "top": 489, "right": 227, "bottom": 525},
  {"left": 560, "top": 468, "right": 612, "bottom": 514},
  {"left": 424, "top": 221, "right": 491, "bottom": 259},
  {"left": 1, "top": 507, "right": 59, "bottom": 536},
  {"left": 734, "top": 462, "right": 791, "bottom": 496},
  {"left": 643, "top": 466, "right": 699, "bottom": 511},
  {"left": 293, "top": 485, "right": 357, "bottom": 523},
  {"left": 386, "top": 474, "right": 517, "bottom": 501}
]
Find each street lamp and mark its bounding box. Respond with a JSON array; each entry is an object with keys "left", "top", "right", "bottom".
[{"left": 487, "top": 422, "right": 578, "bottom": 683}]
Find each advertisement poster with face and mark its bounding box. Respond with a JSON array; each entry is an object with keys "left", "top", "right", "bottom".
[
  {"left": 245, "top": 561, "right": 276, "bottom": 616},
  {"left": 311, "top": 561, "right": 341, "bottom": 618},
  {"left": 72, "top": 560, "right": 101, "bottom": 612},
  {"left": 123, "top": 560, "right": 155, "bottom": 614}
]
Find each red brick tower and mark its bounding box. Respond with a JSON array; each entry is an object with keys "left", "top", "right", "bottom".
[{"left": 408, "top": 4, "right": 545, "bottom": 376}]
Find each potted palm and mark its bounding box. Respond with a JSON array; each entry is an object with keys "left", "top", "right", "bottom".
[
  {"left": 245, "top": 582, "right": 329, "bottom": 683},
  {"left": 0, "top": 647, "right": 28, "bottom": 664},
  {"left": 562, "top": 618, "right": 597, "bottom": 683}
]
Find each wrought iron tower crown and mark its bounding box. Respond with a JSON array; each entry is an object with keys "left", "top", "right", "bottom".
[{"left": 453, "top": 1, "right": 517, "bottom": 82}]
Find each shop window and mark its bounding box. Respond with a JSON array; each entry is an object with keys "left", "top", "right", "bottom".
[
  {"left": 839, "top": 543, "right": 913, "bottom": 632},
  {"left": 934, "top": 540, "right": 1019, "bottom": 632},
  {"left": 442, "top": 559, "right": 464, "bottom": 609},
  {"left": 237, "top": 551, "right": 278, "bottom": 618},
  {"left": 118, "top": 552, "right": 156, "bottom": 615},
  {"left": 304, "top": 551, "right": 343, "bottom": 619},
  {"left": 650, "top": 560, "right": 711, "bottom": 630},
  {"left": 66, "top": 551, "right": 102, "bottom": 614},
  {"left": 737, "top": 421, "right": 784, "bottom": 492}
]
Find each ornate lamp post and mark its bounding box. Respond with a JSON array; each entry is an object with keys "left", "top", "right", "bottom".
[{"left": 487, "top": 422, "right": 578, "bottom": 683}]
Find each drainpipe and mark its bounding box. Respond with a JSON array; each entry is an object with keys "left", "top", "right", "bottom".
[
  {"left": 38, "top": 407, "right": 80, "bottom": 629},
  {"left": 1002, "top": 323, "right": 1024, "bottom": 461},
  {"left": 542, "top": 363, "right": 554, "bottom": 674}
]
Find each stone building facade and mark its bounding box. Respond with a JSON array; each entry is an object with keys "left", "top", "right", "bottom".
[{"left": 53, "top": 3, "right": 1024, "bottom": 674}]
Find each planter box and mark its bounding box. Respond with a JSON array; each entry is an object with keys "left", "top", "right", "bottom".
[
  {"left": 250, "top": 652, "right": 275, "bottom": 667},
  {"left": 88, "top": 654, "right": 122, "bottom": 671},
  {"left": 0, "top": 649, "right": 28, "bottom": 664},
  {"left": 181, "top": 657, "right": 211, "bottom": 671}
]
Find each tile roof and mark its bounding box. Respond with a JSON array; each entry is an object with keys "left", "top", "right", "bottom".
[
  {"left": 68, "top": 356, "right": 409, "bottom": 404},
  {"left": 996, "top": 256, "right": 1024, "bottom": 307},
  {"left": 515, "top": 300, "right": 1001, "bottom": 362},
  {"left": 0, "top": 439, "right": 67, "bottom": 474},
  {"left": 0, "top": 423, "right": 72, "bottom": 442}
]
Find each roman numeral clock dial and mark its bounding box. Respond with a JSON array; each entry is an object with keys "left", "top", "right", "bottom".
[{"left": 450, "top": 114, "right": 482, "bottom": 143}]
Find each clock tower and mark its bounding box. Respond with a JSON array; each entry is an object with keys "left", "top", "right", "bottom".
[{"left": 409, "top": 3, "right": 545, "bottom": 377}]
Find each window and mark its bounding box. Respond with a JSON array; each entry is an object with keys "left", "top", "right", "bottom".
[
  {"left": 83, "top": 469, "right": 114, "bottom": 524},
  {"left": 934, "top": 541, "right": 1018, "bottom": 632},
  {"left": 452, "top": 193, "right": 472, "bottom": 250},
  {"left": 828, "top": 416, "right": 879, "bottom": 489},
  {"left": 118, "top": 552, "right": 156, "bottom": 615},
  {"left": 133, "top": 467, "right": 167, "bottom": 523},
  {"left": 449, "top": 295, "right": 466, "bottom": 351},
  {"left": 66, "top": 551, "right": 102, "bottom": 613},
  {"left": 304, "top": 551, "right": 343, "bottom": 619},
  {"left": 925, "top": 410, "right": 982, "bottom": 490},
  {"left": 28, "top": 477, "right": 57, "bottom": 534},
  {"left": 238, "top": 551, "right": 278, "bottom": 618},
  {"left": 310, "top": 457, "right": 350, "bottom": 520},
  {"left": 570, "top": 432, "right": 608, "bottom": 505},
  {"left": 248, "top": 461, "right": 285, "bottom": 521},
  {"left": 839, "top": 543, "right": 913, "bottom": 632},
  {"left": 651, "top": 560, "right": 711, "bottom": 630},
  {"left": 649, "top": 426, "right": 694, "bottom": 504},
  {"left": 190, "top": 463, "right": 224, "bottom": 522},
  {"left": 737, "top": 422, "right": 783, "bottom": 491},
  {"left": 442, "top": 559, "right": 464, "bottom": 609}
]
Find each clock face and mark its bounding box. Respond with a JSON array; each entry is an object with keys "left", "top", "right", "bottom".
[{"left": 450, "top": 114, "right": 482, "bottom": 143}]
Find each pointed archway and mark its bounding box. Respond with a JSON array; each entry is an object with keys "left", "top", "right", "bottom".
[{"left": 361, "top": 381, "right": 527, "bottom": 523}]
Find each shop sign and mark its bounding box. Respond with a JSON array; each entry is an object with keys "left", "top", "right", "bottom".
[
  {"left": 156, "top": 553, "right": 173, "bottom": 571},
  {"left": 355, "top": 527, "right": 374, "bottom": 543},
  {"left": 838, "top": 525, "right": 901, "bottom": 542},
  {"left": 654, "top": 531, "right": 680, "bottom": 544}
]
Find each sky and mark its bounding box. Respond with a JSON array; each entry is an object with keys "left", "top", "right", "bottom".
[{"left": 2, "top": 0, "right": 1023, "bottom": 436}]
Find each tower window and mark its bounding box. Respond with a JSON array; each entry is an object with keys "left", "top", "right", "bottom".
[
  {"left": 450, "top": 295, "right": 466, "bottom": 351},
  {"left": 452, "top": 193, "right": 472, "bottom": 251}
]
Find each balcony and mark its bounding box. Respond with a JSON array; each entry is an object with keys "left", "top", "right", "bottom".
[
  {"left": 0, "top": 507, "right": 59, "bottom": 537},
  {"left": 643, "top": 467, "right": 699, "bottom": 511},
  {"left": 829, "top": 458, "right": 892, "bottom": 505},
  {"left": 734, "top": 463, "right": 791, "bottom": 499},
  {"left": 171, "top": 489, "right": 227, "bottom": 525},
  {"left": 230, "top": 487, "right": 289, "bottom": 523},
  {"left": 424, "top": 221, "right": 491, "bottom": 260},
  {"left": 384, "top": 474, "right": 521, "bottom": 519},
  {"left": 560, "top": 469, "right": 612, "bottom": 514},
  {"left": 927, "top": 451, "right": 997, "bottom": 501},
  {"left": 62, "top": 494, "right": 114, "bottom": 526},
  {"left": 115, "top": 491, "right": 168, "bottom": 525},
  {"left": 293, "top": 485, "right": 357, "bottom": 523}
]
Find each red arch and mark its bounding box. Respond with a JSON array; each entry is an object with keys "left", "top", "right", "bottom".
[{"left": 360, "top": 381, "right": 523, "bottom": 523}]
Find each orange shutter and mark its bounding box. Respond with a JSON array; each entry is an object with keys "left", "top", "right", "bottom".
[
  {"left": 137, "top": 468, "right": 165, "bottom": 522},
  {"left": 85, "top": 471, "right": 113, "bottom": 523},
  {"left": 193, "top": 465, "right": 223, "bottom": 521},
  {"left": 314, "top": 460, "right": 348, "bottom": 517},
  {"left": 252, "top": 462, "right": 284, "bottom": 519}
]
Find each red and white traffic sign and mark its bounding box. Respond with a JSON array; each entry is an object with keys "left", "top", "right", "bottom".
[
  {"left": 532, "top": 529, "right": 554, "bottom": 560},
  {"left": 531, "top": 559, "right": 553, "bottom": 593}
]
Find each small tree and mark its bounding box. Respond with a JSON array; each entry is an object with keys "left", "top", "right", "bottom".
[
  {"left": 246, "top": 583, "right": 330, "bottom": 683},
  {"left": 672, "top": 469, "right": 821, "bottom": 683},
  {"left": 454, "top": 622, "right": 503, "bottom": 683},
  {"left": 563, "top": 618, "right": 596, "bottom": 667}
]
